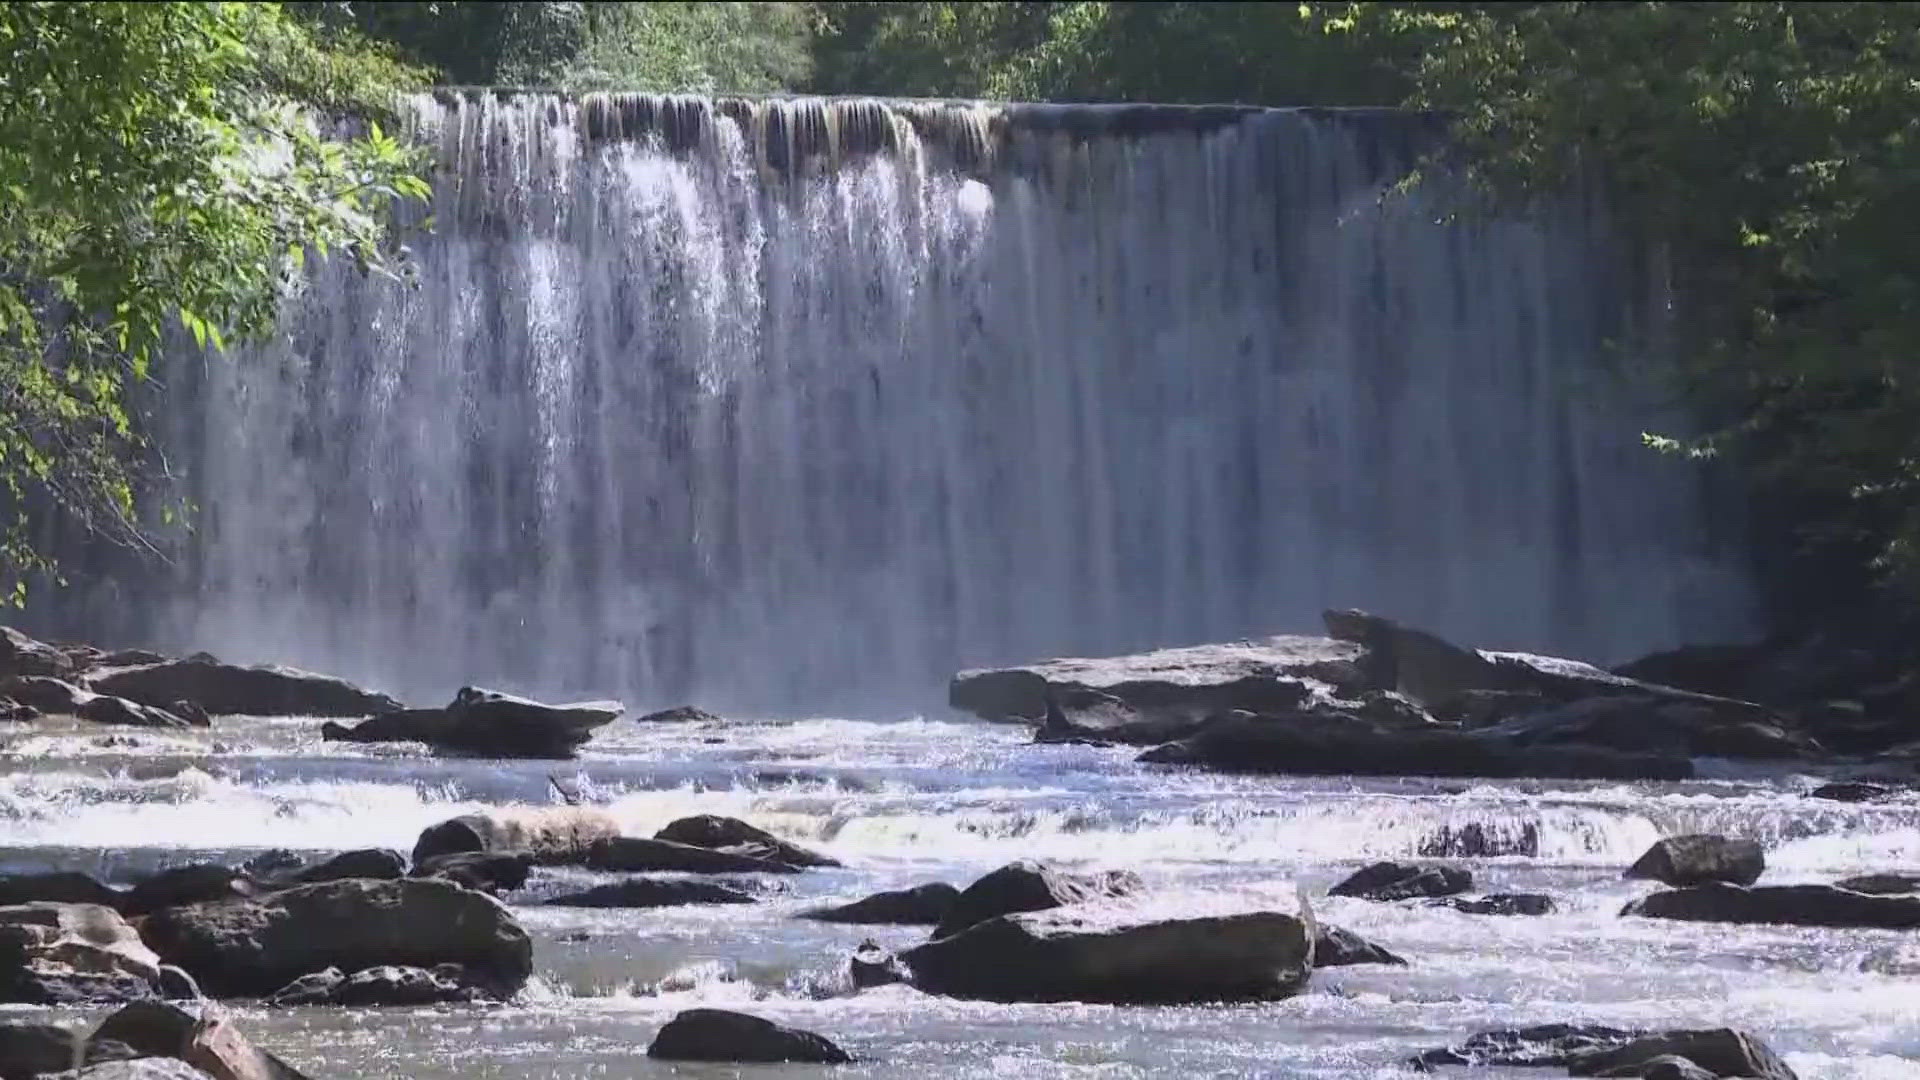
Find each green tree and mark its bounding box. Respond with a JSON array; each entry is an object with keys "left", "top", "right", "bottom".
[{"left": 0, "top": 1, "right": 429, "bottom": 601}]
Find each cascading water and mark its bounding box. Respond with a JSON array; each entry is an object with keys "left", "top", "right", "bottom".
[{"left": 66, "top": 91, "right": 1751, "bottom": 710}]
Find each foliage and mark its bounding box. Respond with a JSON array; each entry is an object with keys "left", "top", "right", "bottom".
[
  {"left": 1327, "top": 2, "right": 1920, "bottom": 612},
  {"left": 0, "top": 2, "right": 429, "bottom": 602}
]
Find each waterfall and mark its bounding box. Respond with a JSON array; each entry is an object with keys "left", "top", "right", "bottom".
[{"left": 67, "top": 92, "right": 1751, "bottom": 711}]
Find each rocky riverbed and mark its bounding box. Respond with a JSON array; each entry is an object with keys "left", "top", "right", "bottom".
[{"left": 0, "top": 620, "right": 1914, "bottom": 1077}]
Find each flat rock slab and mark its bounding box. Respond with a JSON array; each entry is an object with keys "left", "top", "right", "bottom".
[
  {"left": 88, "top": 660, "right": 400, "bottom": 718},
  {"left": 1624, "top": 883, "right": 1920, "bottom": 929},
  {"left": 647, "top": 1009, "right": 850, "bottom": 1064},
  {"left": 545, "top": 879, "right": 756, "bottom": 908},
  {"left": 1329, "top": 862, "right": 1471, "bottom": 902},
  {"left": 802, "top": 883, "right": 959, "bottom": 926},
  {"left": 325, "top": 687, "right": 621, "bottom": 758},
  {"left": 584, "top": 837, "right": 802, "bottom": 875},
  {"left": 903, "top": 906, "right": 1312, "bottom": 1004}
]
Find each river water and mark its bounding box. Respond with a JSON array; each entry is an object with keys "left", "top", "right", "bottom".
[{"left": 2, "top": 713, "right": 1915, "bottom": 1077}]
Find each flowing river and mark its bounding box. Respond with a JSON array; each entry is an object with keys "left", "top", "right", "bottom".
[{"left": 3, "top": 714, "right": 1915, "bottom": 1077}]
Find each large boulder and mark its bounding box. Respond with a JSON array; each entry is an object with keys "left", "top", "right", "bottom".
[
  {"left": 87, "top": 1001, "right": 310, "bottom": 1080},
  {"left": 1566, "top": 1028, "right": 1798, "bottom": 1079},
  {"left": 0, "top": 628, "right": 74, "bottom": 680},
  {"left": 282, "top": 850, "right": 405, "bottom": 886},
  {"left": 1328, "top": 862, "right": 1471, "bottom": 902},
  {"left": 322, "top": 687, "right": 620, "bottom": 758},
  {"left": 410, "top": 853, "right": 530, "bottom": 896},
  {"left": 123, "top": 867, "right": 255, "bottom": 917},
  {"left": 87, "top": 660, "right": 400, "bottom": 718},
  {"left": 902, "top": 906, "right": 1312, "bottom": 1004},
  {"left": 1139, "top": 711, "right": 1694, "bottom": 782},
  {"left": 932, "top": 861, "right": 1142, "bottom": 939},
  {"left": 1412, "top": 1024, "right": 1649, "bottom": 1069},
  {"left": 1810, "top": 780, "right": 1900, "bottom": 803},
  {"left": 0, "top": 904, "right": 163, "bottom": 1004},
  {"left": 410, "top": 808, "right": 620, "bottom": 866},
  {"left": 1475, "top": 696, "right": 1812, "bottom": 760},
  {"left": 0, "top": 873, "right": 123, "bottom": 910},
  {"left": 652, "top": 816, "right": 839, "bottom": 869},
  {"left": 1625, "top": 835, "right": 1765, "bottom": 888},
  {"left": 1623, "top": 883, "right": 1920, "bottom": 929},
  {"left": 583, "top": 837, "right": 801, "bottom": 875},
  {"left": 137, "top": 878, "right": 533, "bottom": 999},
  {"left": 646, "top": 1009, "right": 850, "bottom": 1064},
  {"left": 801, "top": 884, "right": 960, "bottom": 926},
  {"left": 545, "top": 879, "right": 756, "bottom": 908},
  {"left": 1431, "top": 893, "right": 1555, "bottom": 917},
  {"left": 948, "top": 635, "right": 1361, "bottom": 725},
  {"left": 0, "top": 679, "right": 190, "bottom": 728},
  {"left": 1835, "top": 873, "right": 1920, "bottom": 895},
  {"left": 0, "top": 1020, "right": 79, "bottom": 1079}
]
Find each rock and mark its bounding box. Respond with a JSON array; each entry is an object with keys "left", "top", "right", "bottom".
[
  {"left": 1139, "top": 710, "right": 1694, "bottom": 782},
  {"left": 283, "top": 850, "right": 405, "bottom": 886},
  {"left": 1031, "top": 689, "right": 1211, "bottom": 747},
  {"left": 0, "top": 903, "right": 162, "bottom": 1004},
  {"left": 903, "top": 906, "right": 1312, "bottom": 1004},
  {"left": 1835, "top": 873, "right": 1920, "bottom": 895},
  {"left": 1625, "top": 835, "right": 1764, "bottom": 888},
  {"left": 75, "top": 696, "right": 195, "bottom": 730},
  {"left": 949, "top": 635, "right": 1358, "bottom": 725},
  {"left": 583, "top": 837, "right": 802, "bottom": 876},
  {"left": 0, "top": 873, "right": 123, "bottom": 910},
  {"left": 545, "top": 879, "right": 756, "bottom": 908},
  {"left": 1811, "top": 780, "right": 1898, "bottom": 803},
  {"left": 155, "top": 967, "right": 201, "bottom": 1001},
  {"left": 0, "top": 699, "right": 38, "bottom": 723},
  {"left": 1612, "top": 1056, "right": 1717, "bottom": 1080},
  {"left": 0, "top": 678, "right": 189, "bottom": 730},
  {"left": 801, "top": 883, "right": 960, "bottom": 925},
  {"left": 138, "top": 878, "right": 532, "bottom": 999},
  {"left": 1431, "top": 893, "right": 1554, "bottom": 916},
  {"left": 1313, "top": 925, "right": 1406, "bottom": 966},
  {"left": 2, "top": 677, "right": 91, "bottom": 714},
  {"left": 87, "top": 1001, "right": 312, "bottom": 1080},
  {"left": 97, "top": 650, "right": 168, "bottom": 669},
  {"left": 167, "top": 702, "right": 211, "bottom": 728},
  {"left": 237, "top": 854, "right": 303, "bottom": 879},
  {"left": 634, "top": 706, "right": 720, "bottom": 723},
  {"left": 1612, "top": 643, "right": 1765, "bottom": 700},
  {"left": 123, "top": 866, "right": 254, "bottom": 917},
  {"left": 932, "top": 861, "right": 1142, "bottom": 939},
  {"left": 0, "top": 1020, "right": 79, "bottom": 1079},
  {"left": 1412, "top": 1024, "right": 1649, "bottom": 1069},
  {"left": 1566, "top": 1028, "right": 1797, "bottom": 1079},
  {"left": 652, "top": 815, "right": 839, "bottom": 869},
  {"left": 410, "top": 852, "right": 530, "bottom": 895},
  {"left": 1475, "top": 695, "right": 1812, "bottom": 760},
  {"left": 87, "top": 660, "right": 399, "bottom": 719},
  {"left": 646, "top": 1009, "right": 851, "bottom": 1064},
  {"left": 1623, "top": 883, "right": 1920, "bottom": 929},
  {"left": 1418, "top": 822, "right": 1540, "bottom": 859},
  {"left": 1428, "top": 688, "right": 1552, "bottom": 728},
  {"left": 1328, "top": 862, "right": 1471, "bottom": 902},
  {"left": 0, "top": 628, "right": 75, "bottom": 680},
  {"left": 323, "top": 687, "right": 621, "bottom": 758},
  {"left": 848, "top": 940, "right": 907, "bottom": 989},
  {"left": 267, "top": 965, "right": 481, "bottom": 1007},
  {"left": 64, "top": 1060, "right": 212, "bottom": 1080},
  {"left": 410, "top": 808, "right": 620, "bottom": 866}
]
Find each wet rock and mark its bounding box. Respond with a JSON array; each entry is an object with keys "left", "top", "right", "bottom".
[
  {"left": 0, "top": 1020, "right": 78, "bottom": 1079},
  {"left": 1625, "top": 835, "right": 1764, "bottom": 888},
  {"left": 1476, "top": 695, "right": 1811, "bottom": 760},
  {"left": 1031, "top": 689, "right": 1212, "bottom": 747},
  {"left": 75, "top": 696, "right": 196, "bottom": 730},
  {"left": 1329, "top": 862, "right": 1471, "bottom": 902},
  {"left": 65, "top": 1060, "right": 211, "bottom": 1080},
  {"left": 932, "top": 861, "right": 1142, "bottom": 939},
  {"left": 1348, "top": 689, "right": 1437, "bottom": 726},
  {"left": 1428, "top": 688, "right": 1552, "bottom": 728},
  {"left": 267, "top": 964, "right": 481, "bottom": 1007},
  {"left": 123, "top": 866, "right": 254, "bottom": 917},
  {"left": 1139, "top": 710, "right": 1694, "bottom": 782},
  {"left": 1565, "top": 1028, "right": 1797, "bottom": 1078},
  {"left": 1835, "top": 873, "right": 1920, "bottom": 895},
  {"left": 653, "top": 815, "right": 839, "bottom": 869},
  {"left": 1612, "top": 643, "right": 1765, "bottom": 701},
  {"left": 323, "top": 687, "right": 620, "bottom": 759},
  {"left": 545, "top": 879, "right": 756, "bottom": 908},
  {"left": 1430, "top": 893, "right": 1554, "bottom": 916},
  {"left": 0, "top": 903, "right": 164, "bottom": 1005},
  {"left": 634, "top": 706, "right": 720, "bottom": 723},
  {"left": 1613, "top": 1056, "right": 1716, "bottom": 1080},
  {"left": 0, "top": 678, "right": 189, "bottom": 729},
  {"left": 848, "top": 940, "right": 907, "bottom": 989},
  {"left": 1411, "top": 1023, "right": 1648, "bottom": 1069},
  {"left": 949, "top": 636, "right": 1356, "bottom": 725},
  {"left": 903, "top": 907, "right": 1312, "bottom": 1004},
  {"left": 1313, "top": 925, "right": 1406, "bottom": 966},
  {"left": 801, "top": 883, "right": 960, "bottom": 926},
  {"left": 87, "top": 659, "right": 399, "bottom": 719},
  {"left": 0, "top": 699, "right": 37, "bottom": 723},
  {"left": 3, "top": 677, "right": 91, "bottom": 714},
  {"left": 237, "top": 853, "right": 303, "bottom": 879},
  {"left": 97, "top": 650, "right": 168, "bottom": 669},
  {"left": 155, "top": 967, "right": 201, "bottom": 1001},
  {"left": 410, "top": 852, "right": 531, "bottom": 895},
  {"left": 138, "top": 878, "right": 532, "bottom": 999},
  {"left": 0, "top": 628, "right": 75, "bottom": 680},
  {"left": 87, "top": 1000, "right": 312, "bottom": 1080},
  {"left": 1623, "top": 883, "right": 1920, "bottom": 929},
  {"left": 0, "top": 873, "right": 123, "bottom": 910},
  {"left": 583, "top": 837, "right": 801, "bottom": 876},
  {"left": 284, "top": 850, "right": 405, "bottom": 886},
  {"left": 167, "top": 702, "right": 211, "bottom": 728},
  {"left": 1810, "top": 780, "right": 1898, "bottom": 803},
  {"left": 646, "top": 1008, "right": 851, "bottom": 1064},
  {"left": 410, "top": 809, "right": 620, "bottom": 866},
  {"left": 1418, "top": 822, "right": 1540, "bottom": 859}
]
